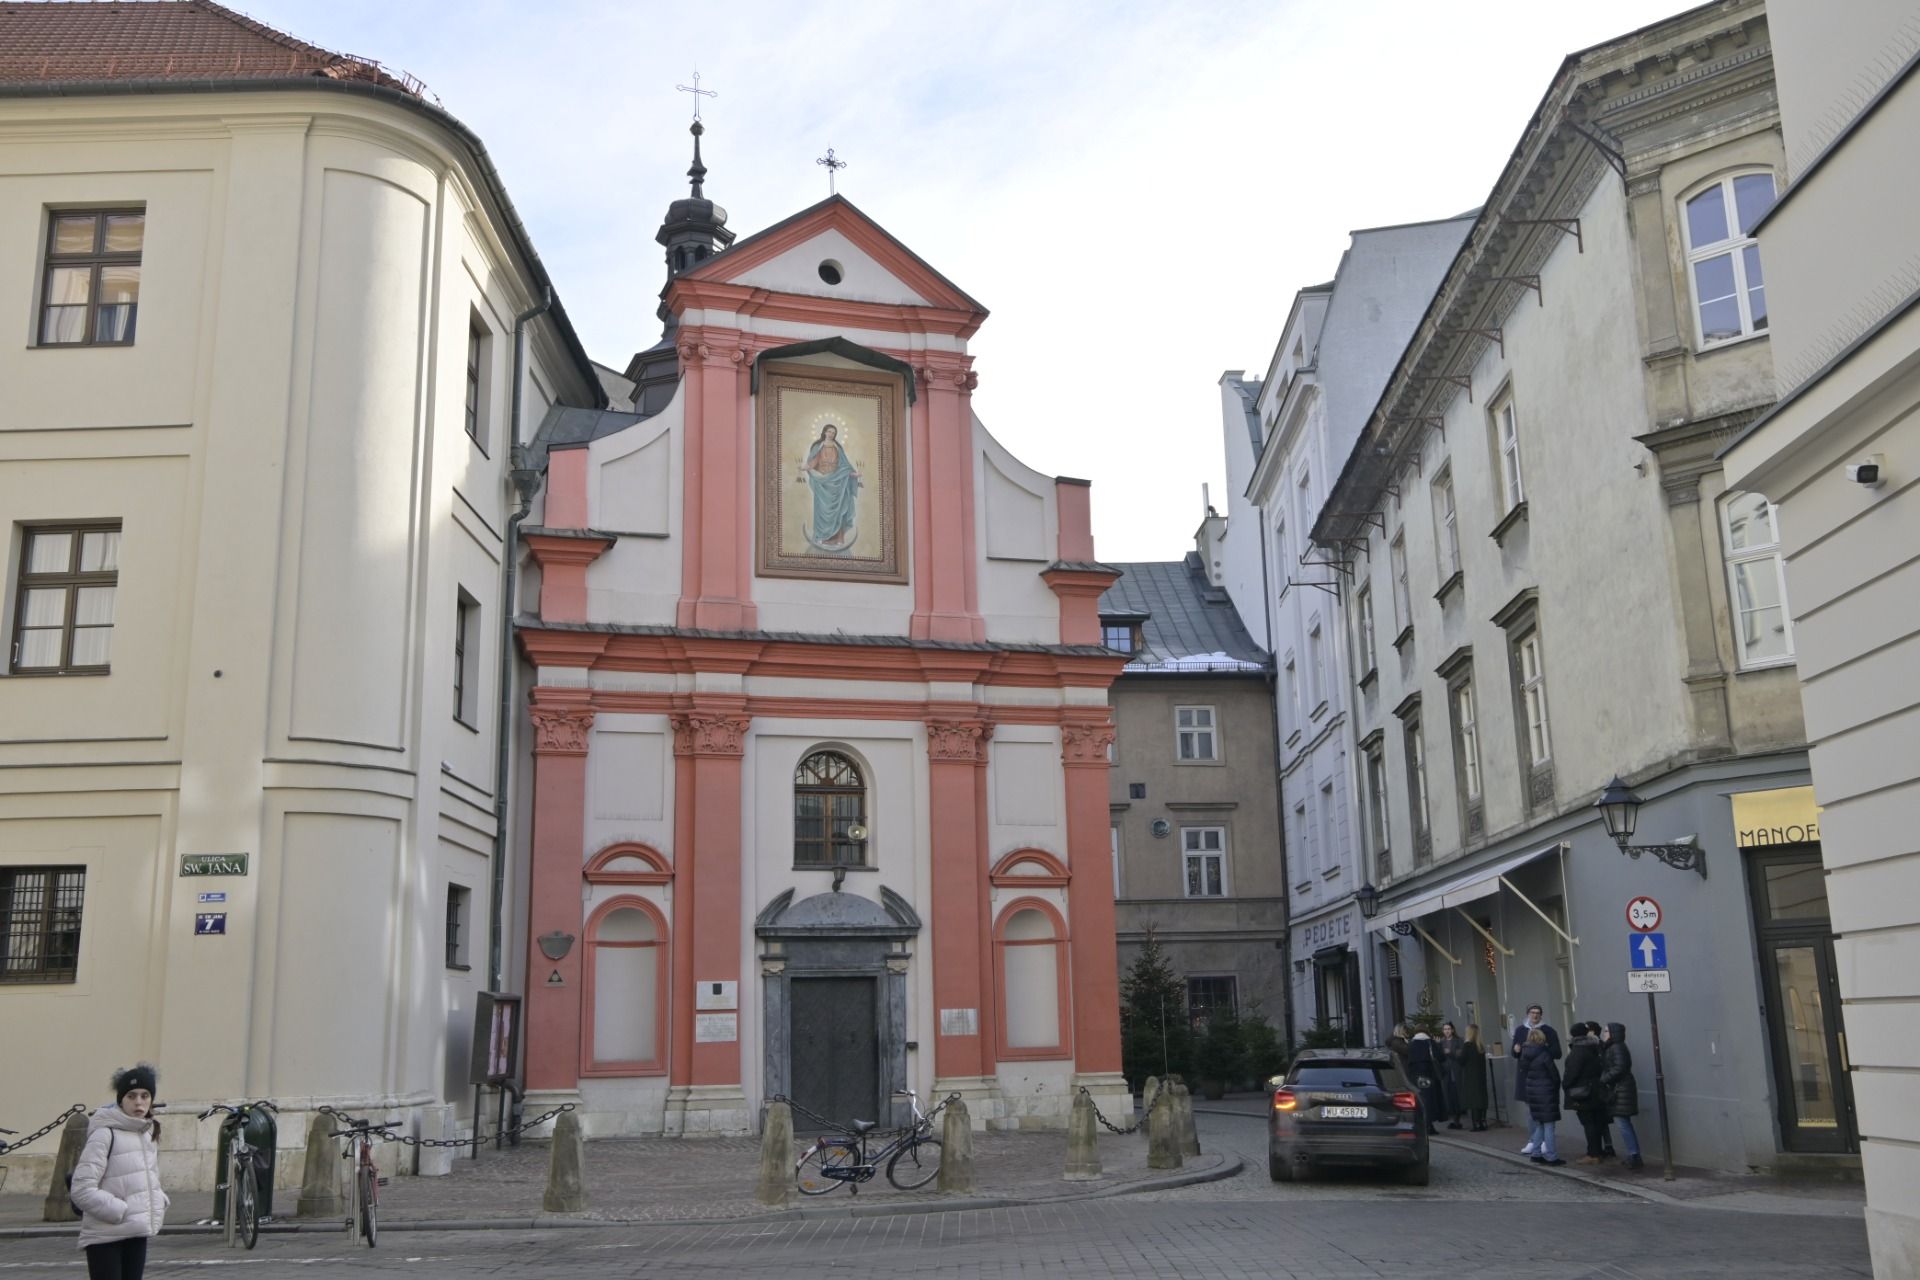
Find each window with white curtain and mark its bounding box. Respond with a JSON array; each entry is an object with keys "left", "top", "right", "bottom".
[
  {"left": 1455, "top": 681, "right": 1481, "bottom": 802},
  {"left": 1517, "top": 632, "right": 1552, "bottom": 765},
  {"left": 1491, "top": 393, "right": 1524, "bottom": 513},
  {"left": 1390, "top": 533, "right": 1411, "bottom": 631},
  {"left": 1433, "top": 467, "right": 1460, "bottom": 580},
  {"left": 1355, "top": 585, "right": 1378, "bottom": 675},
  {"left": 1182, "top": 826, "right": 1228, "bottom": 897},
  {"left": 1720, "top": 490, "right": 1794, "bottom": 666},
  {"left": 1683, "top": 171, "right": 1777, "bottom": 346}
]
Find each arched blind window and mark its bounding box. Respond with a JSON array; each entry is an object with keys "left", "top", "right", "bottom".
[
  {"left": 995, "top": 902, "right": 1069, "bottom": 1059},
  {"left": 794, "top": 750, "right": 867, "bottom": 867},
  {"left": 586, "top": 902, "right": 666, "bottom": 1074}
]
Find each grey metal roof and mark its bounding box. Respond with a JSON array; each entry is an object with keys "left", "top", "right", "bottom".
[
  {"left": 524, "top": 403, "right": 647, "bottom": 470},
  {"left": 1099, "top": 556, "right": 1268, "bottom": 672}
]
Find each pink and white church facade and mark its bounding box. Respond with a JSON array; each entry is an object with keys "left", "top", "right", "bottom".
[{"left": 514, "top": 151, "right": 1129, "bottom": 1136}]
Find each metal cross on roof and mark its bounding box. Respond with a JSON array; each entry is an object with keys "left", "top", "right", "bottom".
[
  {"left": 816, "top": 147, "right": 848, "bottom": 195},
  {"left": 675, "top": 69, "right": 716, "bottom": 121}
]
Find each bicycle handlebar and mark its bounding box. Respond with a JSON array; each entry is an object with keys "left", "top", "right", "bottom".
[{"left": 197, "top": 1100, "right": 279, "bottom": 1122}]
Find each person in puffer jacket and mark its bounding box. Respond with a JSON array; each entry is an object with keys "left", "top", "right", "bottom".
[{"left": 71, "top": 1063, "right": 169, "bottom": 1280}]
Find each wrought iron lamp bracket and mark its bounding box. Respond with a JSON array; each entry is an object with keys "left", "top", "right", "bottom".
[{"left": 1615, "top": 836, "right": 1707, "bottom": 879}]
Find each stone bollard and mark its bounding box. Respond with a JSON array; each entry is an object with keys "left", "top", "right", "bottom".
[
  {"left": 1147, "top": 1088, "right": 1182, "bottom": 1170},
  {"left": 416, "top": 1105, "right": 456, "bottom": 1178},
  {"left": 542, "top": 1110, "right": 588, "bottom": 1213},
  {"left": 296, "top": 1113, "right": 342, "bottom": 1219},
  {"left": 755, "top": 1100, "right": 794, "bottom": 1208},
  {"left": 1063, "top": 1091, "right": 1101, "bottom": 1181},
  {"left": 1140, "top": 1076, "right": 1160, "bottom": 1138},
  {"left": 1173, "top": 1080, "right": 1201, "bottom": 1158},
  {"left": 936, "top": 1098, "right": 974, "bottom": 1194},
  {"left": 40, "top": 1113, "right": 88, "bottom": 1223}
]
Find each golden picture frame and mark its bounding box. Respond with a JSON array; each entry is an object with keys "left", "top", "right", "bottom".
[{"left": 756, "top": 362, "right": 908, "bottom": 583}]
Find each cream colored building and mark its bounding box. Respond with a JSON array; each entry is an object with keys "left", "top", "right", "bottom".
[
  {"left": 0, "top": 6, "right": 600, "bottom": 1191},
  {"left": 1722, "top": 1, "right": 1920, "bottom": 1270},
  {"left": 1314, "top": 3, "right": 1848, "bottom": 1175}
]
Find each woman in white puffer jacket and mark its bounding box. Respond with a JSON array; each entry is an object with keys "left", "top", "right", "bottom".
[{"left": 70, "top": 1063, "right": 169, "bottom": 1280}]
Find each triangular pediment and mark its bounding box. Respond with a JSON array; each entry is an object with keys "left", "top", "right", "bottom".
[{"left": 681, "top": 195, "right": 986, "bottom": 319}]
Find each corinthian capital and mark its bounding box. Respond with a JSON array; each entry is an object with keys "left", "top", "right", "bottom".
[
  {"left": 926, "top": 718, "right": 991, "bottom": 763},
  {"left": 530, "top": 705, "right": 594, "bottom": 755},
  {"left": 670, "top": 712, "right": 750, "bottom": 757},
  {"left": 1060, "top": 721, "right": 1116, "bottom": 766}
]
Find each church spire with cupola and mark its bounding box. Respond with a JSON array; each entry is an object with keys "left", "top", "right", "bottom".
[{"left": 628, "top": 119, "right": 737, "bottom": 414}]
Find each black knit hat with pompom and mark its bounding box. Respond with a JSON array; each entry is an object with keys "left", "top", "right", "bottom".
[{"left": 111, "top": 1063, "right": 158, "bottom": 1104}]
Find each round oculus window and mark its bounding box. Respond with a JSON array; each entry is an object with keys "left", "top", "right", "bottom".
[{"left": 817, "top": 259, "right": 844, "bottom": 285}]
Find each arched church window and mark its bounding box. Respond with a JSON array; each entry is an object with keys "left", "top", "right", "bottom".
[
  {"left": 794, "top": 750, "right": 867, "bottom": 867},
  {"left": 994, "top": 900, "right": 1070, "bottom": 1060},
  {"left": 584, "top": 899, "right": 668, "bottom": 1075}
]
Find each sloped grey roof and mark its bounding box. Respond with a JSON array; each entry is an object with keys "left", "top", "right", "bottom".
[
  {"left": 524, "top": 403, "right": 646, "bottom": 470},
  {"left": 1228, "top": 376, "right": 1264, "bottom": 453},
  {"left": 1100, "top": 556, "right": 1268, "bottom": 672}
]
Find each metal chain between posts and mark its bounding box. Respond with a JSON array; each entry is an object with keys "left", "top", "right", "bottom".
[
  {"left": 0, "top": 1104, "right": 86, "bottom": 1155},
  {"left": 315, "top": 1103, "right": 576, "bottom": 1149},
  {"left": 1080, "top": 1081, "right": 1160, "bottom": 1136},
  {"left": 765, "top": 1092, "right": 957, "bottom": 1142}
]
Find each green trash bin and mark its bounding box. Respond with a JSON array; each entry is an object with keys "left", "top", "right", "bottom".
[{"left": 212, "top": 1106, "right": 278, "bottom": 1222}]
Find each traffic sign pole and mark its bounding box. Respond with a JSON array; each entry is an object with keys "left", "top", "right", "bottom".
[{"left": 1647, "top": 989, "right": 1675, "bottom": 1182}]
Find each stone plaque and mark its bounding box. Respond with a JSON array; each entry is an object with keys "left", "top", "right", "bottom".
[
  {"left": 939, "top": 1007, "right": 978, "bottom": 1036},
  {"left": 695, "top": 1012, "right": 738, "bottom": 1043}
]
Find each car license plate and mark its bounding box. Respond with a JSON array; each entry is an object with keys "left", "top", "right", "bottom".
[{"left": 1321, "top": 1106, "right": 1370, "bottom": 1119}]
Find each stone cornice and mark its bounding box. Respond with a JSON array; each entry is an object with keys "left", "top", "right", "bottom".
[{"left": 669, "top": 711, "right": 750, "bottom": 758}]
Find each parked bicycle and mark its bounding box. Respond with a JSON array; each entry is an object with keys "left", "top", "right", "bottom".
[
  {"left": 794, "top": 1089, "right": 956, "bottom": 1195},
  {"left": 197, "top": 1100, "right": 277, "bottom": 1250},
  {"left": 324, "top": 1109, "right": 394, "bottom": 1247}
]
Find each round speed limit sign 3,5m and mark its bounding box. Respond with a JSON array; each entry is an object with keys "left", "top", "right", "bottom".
[{"left": 1626, "top": 897, "right": 1662, "bottom": 932}]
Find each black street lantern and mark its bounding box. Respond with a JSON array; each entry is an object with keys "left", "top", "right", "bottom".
[
  {"left": 1356, "top": 882, "right": 1380, "bottom": 919},
  {"left": 1595, "top": 775, "right": 1707, "bottom": 878}
]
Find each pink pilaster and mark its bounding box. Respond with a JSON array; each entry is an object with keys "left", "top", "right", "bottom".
[
  {"left": 670, "top": 705, "right": 750, "bottom": 1085},
  {"left": 1061, "top": 716, "right": 1122, "bottom": 1074},
  {"left": 545, "top": 448, "right": 590, "bottom": 529},
  {"left": 926, "top": 713, "right": 993, "bottom": 1079},
  {"left": 524, "top": 698, "right": 595, "bottom": 1092},
  {"left": 675, "top": 331, "right": 758, "bottom": 631},
  {"left": 524, "top": 532, "right": 613, "bottom": 624},
  {"left": 910, "top": 358, "right": 985, "bottom": 642}
]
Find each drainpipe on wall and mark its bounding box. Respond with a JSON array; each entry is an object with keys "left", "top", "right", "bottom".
[
  {"left": 487, "top": 287, "right": 552, "bottom": 993},
  {"left": 1257, "top": 524, "right": 1296, "bottom": 1050}
]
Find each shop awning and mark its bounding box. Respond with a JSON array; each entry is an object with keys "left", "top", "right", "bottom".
[{"left": 1367, "top": 842, "right": 1565, "bottom": 932}]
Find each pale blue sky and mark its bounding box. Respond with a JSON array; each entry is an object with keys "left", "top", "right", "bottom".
[{"left": 246, "top": 0, "right": 1691, "bottom": 561}]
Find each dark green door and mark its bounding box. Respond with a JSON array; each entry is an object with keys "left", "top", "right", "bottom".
[{"left": 790, "top": 977, "right": 880, "bottom": 1128}]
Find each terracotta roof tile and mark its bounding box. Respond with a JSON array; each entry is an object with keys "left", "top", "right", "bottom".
[{"left": 0, "top": 0, "right": 424, "bottom": 95}]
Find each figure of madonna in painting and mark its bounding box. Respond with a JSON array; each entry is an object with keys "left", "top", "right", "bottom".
[{"left": 798, "top": 422, "right": 862, "bottom": 552}]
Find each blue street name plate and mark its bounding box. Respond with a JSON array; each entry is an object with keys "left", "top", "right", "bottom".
[
  {"left": 1629, "top": 932, "right": 1667, "bottom": 969},
  {"left": 195, "top": 913, "right": 227, "bottom": 936},
  {"left": 197, "top": 891, "right": 227, "bottom": 904}
]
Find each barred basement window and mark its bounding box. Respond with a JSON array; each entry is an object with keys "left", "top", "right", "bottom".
[
  {"left": 794, "top": 750, "right": 867, "bottom": 867},
  {"left": 1, "top": 866, "right": 85, "bottom": 983}
]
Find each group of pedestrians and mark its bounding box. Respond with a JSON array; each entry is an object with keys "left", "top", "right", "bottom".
[
  {"left": 1389, "top": 1005, "right": 1644, "bottom": 1171},
  {"left": 1512, "top": 1005, "right": 1644, "bottom": 1169}
]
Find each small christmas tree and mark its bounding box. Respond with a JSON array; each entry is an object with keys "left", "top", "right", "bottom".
[{"left": 1120, "top": 925, "right": 1191, "bottom": 1089}]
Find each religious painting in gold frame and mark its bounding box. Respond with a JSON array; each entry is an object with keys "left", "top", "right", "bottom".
[{"left": 756, "top": 362, "right": 908, "bottom": 583}]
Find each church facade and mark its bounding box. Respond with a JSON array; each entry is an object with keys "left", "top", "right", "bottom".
[{"left": 514, "top": 139, "right": 1130, "bottom": 1136}]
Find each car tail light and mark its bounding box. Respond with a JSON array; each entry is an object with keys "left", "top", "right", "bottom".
[
  {"left": 1391, "top": 1091, "right": 1419, "bottom": 1111},
  {"left": 1273, "top": 1088, "right": 1299, "bottom": 1112}
]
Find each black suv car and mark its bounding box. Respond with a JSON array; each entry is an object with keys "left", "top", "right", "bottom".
[{"left": 1268, "top": 1048, "right": 1430, "bottom": 1185}]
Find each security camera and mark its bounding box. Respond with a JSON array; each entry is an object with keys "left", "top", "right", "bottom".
[{"left": 1846, "top": 455, "right": 1886, "bottom": 488}]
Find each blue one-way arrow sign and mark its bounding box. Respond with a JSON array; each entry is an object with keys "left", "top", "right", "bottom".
[{"left": 1629, "top": 932, "right": 1666, "bottom": 969}]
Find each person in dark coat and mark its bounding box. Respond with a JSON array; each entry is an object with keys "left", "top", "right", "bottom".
[
  {"left": 1517, "top": 1028, "right": 1565, "bottom": 1165},
  {"left": 1406, "top": 1031, "right": 1445, "bottom": 1135},
  {"left": 1601, "top": 1021, "right": 1644, "bottom": 1170},
  {"left": 1562, "top": 1022, "right": 1609, "bottom": 1162},
  {"left": 1510, "top": 1004, "right": 1562, "bottom": 1153},
  {"left": 1457, "top": 1025, "right": 1490, "bottom": 1130},
  {"left": 1437, "top": 1022, "right": 1465, "bottom": 1127}
]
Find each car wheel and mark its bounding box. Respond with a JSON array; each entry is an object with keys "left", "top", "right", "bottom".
[
  {"left": 1268, "top": 1151, "right": 1294, "bottom": 1183},
  {"left": 1401, "top": 1160, "right": 1431, "bottom": 1187}
]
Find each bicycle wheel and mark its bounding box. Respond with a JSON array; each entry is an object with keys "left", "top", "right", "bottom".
[
  {"left": 357, "top": 1166, "right": 378, "bottom": 1247},
  {"left": 886, "top": 1136, "right": 943, "bottom": 1190},
  {"left": 235, "top": 1160, "right": 259, "bottom": 1250},
  {"left": 795, "top": 1141, "right": 860, "bottom": 1196}
]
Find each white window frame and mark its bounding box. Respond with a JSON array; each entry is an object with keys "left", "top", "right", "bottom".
[
  {"left": 1365, "top": 744, "right": 1390, "bottom": 856},
  {"left": 1111, "top": 825, "right": 1122, "bottom": 898},
  {"left": 1389, "top": 533, "right": 1411, "bottom": 631},
  {"left": 1492, "top": 393, "right": 1524, "bottom": 512},
  {"left": 1406, "top": 715, "right": 1430, "bottom": 835},
  {"left": 1433, "top": 466, "right": 1459, "bottom": 579},
  {"left": 1682, "top": 170, "right": 1777, "bottom": 349},
  {"left": 1284, "top": 654, "right": 1301, "bottom": 733},
  {"left": 1175, "top": 705, "right": 1219, "bottom": 762},
  {"left": 1319, "top": 780, "right": 1338, "bottom": 879},
  {"left": 1295, "top": 466, "right": 1314, "bottom": 540},
  {"left": 1455, "top": 681, "right": 1481, "bottom": 802},
  {"left": 1307, "top": 617, "right": 1326, "bottom": 714},
  {"left": 1719, "top": 491, "right": 1796, "bottom": 668},
  {"left": 1181, "top": 825, "right": 1228, "bottom": 898},
  {"left": 1517, "top": 632, "right": 1552, "bottom": 765},
  {"left": 1355, "top": 584, "right": 1377, "bottom": 675},
  {"left": 1294, "top": 801, "right": 1312, "bottom": 877}
]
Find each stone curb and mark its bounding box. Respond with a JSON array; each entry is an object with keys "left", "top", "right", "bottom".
[{"left": 0, "top": 1152, "right": 1243, "bottom": 1239}]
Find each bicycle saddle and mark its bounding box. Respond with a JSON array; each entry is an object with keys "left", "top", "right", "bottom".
[{"left": 850, "top": 1119, "right": 878, "bottom": 1134}]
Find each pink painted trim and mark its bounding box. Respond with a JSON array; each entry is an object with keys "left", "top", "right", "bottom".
[
  {"left": 546, "top": 449, "right": 590, "bottom": 529},
  {"left": 929, "top": 753, "right": 987, "bottom": 1081},
  {"left": 583, "top": 842, "right": 674, "bottom": 886},
  {"left": 525, "top": 533, "right": 613, "bottom": 625},
  {"left": 988, "top": 848, "right": 1071, "bottom": 888},
  {"left": 581, "top": 896, "right": 671, "bottom": 1077},
  {"left": 992, "top": 897, "right": 1073, "bottom": 1063},
  {"left": 1043, "top": 564, "right": 1122, "bottom": 647},
  {"left": 1053, "top": 479, "right": 1094, "bottom": 563},
  {"left": 1061, "top": 754, "right": 1122, "bottom": 1073},
  {"left": 523, "top": 700, "right": 593, "bottom": 1092}
]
